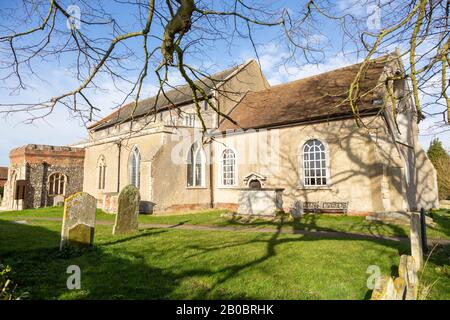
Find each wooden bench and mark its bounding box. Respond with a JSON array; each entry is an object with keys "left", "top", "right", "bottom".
[{"left": 302, "top": 201, "right": 349, "bottom": 214}]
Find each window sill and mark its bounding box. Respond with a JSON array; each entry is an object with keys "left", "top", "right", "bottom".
[
  {"left": 186, "top": 186, "right": 208, "bottom": 190},
  {"left": 217, "top": 185, "right": 239, "bottom": 189},
  {"left": 297, "top": 186, "right": 333, "bottom": 190}
]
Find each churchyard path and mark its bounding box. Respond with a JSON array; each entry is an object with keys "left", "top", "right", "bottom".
[{"left": 7, "top": 216, "right": 450, "bottom": 245}]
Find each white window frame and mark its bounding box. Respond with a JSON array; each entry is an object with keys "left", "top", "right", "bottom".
[
  {"left": 220, "top": 148, "right": 238, "bottom": 187},
  {"left": 183, "top": 113, "right": 196, "bottom": 127},
  {"left": 186, "top": 142, "right": 205, "bottom": 188},
  {"left": 129, "top": 146, "right": 141, "bottom": 188},
  {"left": 299, "top": 139, "right": 331, "bottom": 188}
]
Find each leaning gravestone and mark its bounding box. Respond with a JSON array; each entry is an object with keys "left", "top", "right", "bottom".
[
  {"left": 410, "top": 212, "right": 423, "bottom": 271},
  {"left": 399, "top": 254, "right": 419, "bottom": 300},
  {"left": 113, "top": 185, "right": 140, "bottom": 235},
  {"left": 371, "top": 276, "right": 396, "bottom": 300},
  {"left": 60, "top": 192, "right": 97, "bottom": 250}
]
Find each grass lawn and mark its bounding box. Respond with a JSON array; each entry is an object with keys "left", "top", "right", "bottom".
[
  {"left": 0, "top": 210, "right": 449, "bottom": 299},
  {"left": 138, "top": 209, "right": 450, "bottom": 240},
  {"left": 2, "top": 207, "right": 449, "bottom": 240}
]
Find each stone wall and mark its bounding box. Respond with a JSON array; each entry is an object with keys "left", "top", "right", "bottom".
[
  {"left": 3, "top": 144, "right": 85, "bottom": 210},
  {"left": 25, "top": 163, "right": 84, "bottom": 208}
]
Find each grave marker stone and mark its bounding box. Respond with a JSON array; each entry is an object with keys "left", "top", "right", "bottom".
[
  {"left": 113, "top": 185, "right": 140, "bottom": 235},
  {"left": 410, "top": 212, "right": 423, "bottom": 271},
  {"left": 60, "top": 192, "right": 96, "bottom": 249}
]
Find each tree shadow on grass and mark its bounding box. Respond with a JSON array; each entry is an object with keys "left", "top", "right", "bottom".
[
  {"left": 0, "top": 220, "right": 251, "bottom": 299},
  {"left": 1, "top": 218, "right": 447, "bottom": 300},
  {"left": 347, "top": 220, "right": 409, "bottom": 238},
  {"left": 221, "top": 212, "right": 410, "bottom": 239},
  {"left": 182, "top": 221, "right": 417, "bottom": 299},
  {"left": 100, "top": 228, "right": 169, "bottom": 246},
  {"left": 182, "top": 210, "right": 450, "bottom": 299}
]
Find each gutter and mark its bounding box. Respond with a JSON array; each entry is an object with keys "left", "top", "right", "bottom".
[{"left": 212, "top": 109, "right": 382, "bottom": 137}]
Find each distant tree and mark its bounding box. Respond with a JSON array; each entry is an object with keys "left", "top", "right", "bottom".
[
  {"left": 428, "top": 139, "right": 448, "bottom": 162},
  {"left": 434, "top": 157, "right": 450, "bottom": 200},
  {"left": 427, "top": 138, "right": 450, "bottom": 200}
]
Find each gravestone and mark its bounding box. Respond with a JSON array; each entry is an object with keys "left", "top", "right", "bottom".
[
  {"left": 371, "top": 254, "right": 421, "bottom": 300},
  {"left": 290, "top": 201, "right": 303, "bottom": 218},
  {"left": 53, "top": 195, "right": 65, "bottom": 207},
  {"left": 399, "top": 255, "right": 419, "bottom": 300},
  {"left": 60, "top": 192, "right": 97, "bottom": 250},
  {"left": 67, "top": 223, "right": 94, "bottom": 248},
  {"left": 410, "top": 212, "right": 423, "bottom": 271},
  {"left": 393, "top": 277, "right": 406, "bottom": 300},
  {"left": 371, "top": 276, "right": 396, "bottom": 300},
  {"left": 113, "top": 185, "right": 140, "bottom": 235}
]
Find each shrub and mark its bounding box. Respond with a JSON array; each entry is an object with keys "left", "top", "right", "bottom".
[
  {"left": 0, "top": 264, "right": 26, "bottom": 300},
  {"left": 1, "top": 264, "right": 15, "bottom": 300}
]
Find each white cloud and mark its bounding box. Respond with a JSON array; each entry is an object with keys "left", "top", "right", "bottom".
[{"left": 251, "top": 45, "right": 357, "bottom": 85}]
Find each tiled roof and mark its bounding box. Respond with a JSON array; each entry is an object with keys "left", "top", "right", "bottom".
[
  {"left": 89, "top": 61, "right": 252, "bottom": 131},
  {"left": 218, "top": 55, "right": 391, "bottom": 131}
]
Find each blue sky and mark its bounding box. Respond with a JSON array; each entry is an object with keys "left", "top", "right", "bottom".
[{"left": 0, "top": 0, "right": 448, "bottom": 166}]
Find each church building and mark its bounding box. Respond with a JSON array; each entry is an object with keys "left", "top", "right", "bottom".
[{"left": 2, "top": 53, "right": 440, "bottom": 214}]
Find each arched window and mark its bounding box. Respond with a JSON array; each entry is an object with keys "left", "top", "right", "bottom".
[
  {"left": 221, "top": 149, "right": 236, "bottom": 186},
  {"left": 48, "top": 173, "right": 67, "bottom": 196},
  {"left": 129, "top": 146, "right": 141, "bottom": 188},
  {"left": 302, "top": 139, "right": 328, "bottom": 186},
  {"left": 187, "top": 142, "right": 205, "bottom": 187},
  {"left": 97, "top": 155, "right": 106, "bottom": 190}
]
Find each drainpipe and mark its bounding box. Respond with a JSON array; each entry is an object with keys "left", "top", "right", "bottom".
[
  {"left": 116, "top": 141, "right": 122, "bottom": 193},
  {"left": 209, "top": 141, "right": 215, "bottom": 208}
]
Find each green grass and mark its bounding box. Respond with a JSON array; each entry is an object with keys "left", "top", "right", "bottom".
[
  {"left": 0, "top": 215, "right": 449, "bottom": 299},
  {"left": 1, "top": 207, "right": 450, "bottom": 240},
  {"left": 138, "top": 209, "right": 450, "bottom": 240},
  {"left": 0, "top": 206, "right": 115, "bottom": 221}
]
